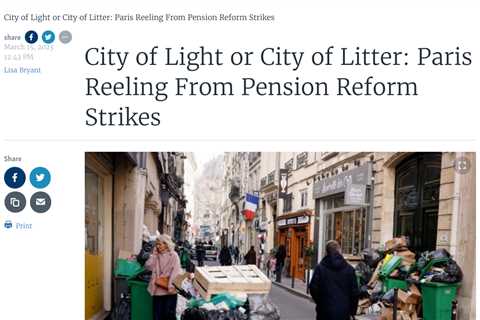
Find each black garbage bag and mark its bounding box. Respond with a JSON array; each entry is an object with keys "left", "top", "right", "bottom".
[
  {"left": 181, "top": 307, "right": 208, "bottom": 320},
  {"left": 431, "top": 260, "right": 463, "bottom": 283},
  {"left": 361, "top": 248, "right": 383, "bottom": 268},
  {"left": 355, "top": 262, "right": 373, "bottom": 286},
  {"left": 428, "top": 249, "right": 451, "bottom": 260},
  {"left": 137, "top": 241, "right": 155, "bottom": 266},
  {"left": 359, "top": 285, "right": 370, "bottom": 299}
]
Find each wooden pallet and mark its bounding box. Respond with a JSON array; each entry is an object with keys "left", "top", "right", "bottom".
[{"left": 193, "top": 265, "right": 271, "bottom": 300}]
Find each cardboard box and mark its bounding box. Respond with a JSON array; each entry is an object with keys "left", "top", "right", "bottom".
[
  {"left": 396, "top": 250, "right": 416, "bottom": 266},
  {"left": 385, "top": 237, "right": 407, "bottom": 251}
]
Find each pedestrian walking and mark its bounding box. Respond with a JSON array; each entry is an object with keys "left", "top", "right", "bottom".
[
  {"left": 275, "top": 245, "right": 286, "bottom": 283},
  {"left": 309, "top": 240, "right": 359, "bottom": 320},
  {"left": 244, "top": 246, "right": 257, "bottom": 265},
  {"left": 145, "top": 234, "right": 182, "bottom": 320},
  {"left": 196, "top": 242, "right": 205, "bottom": 267},
  {"left": 219, "top": 245, "right": 233, "bottom": 266},
  {"left": 233, "top": 246, "right": 240, "bottom": 264}
]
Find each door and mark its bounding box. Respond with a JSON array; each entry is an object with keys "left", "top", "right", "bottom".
[
  {"left": 394, "top": 153, "right": 441, "bottom": 253},
  {"left": 295, "top": 229, "right": 307, "bottom": 280}
]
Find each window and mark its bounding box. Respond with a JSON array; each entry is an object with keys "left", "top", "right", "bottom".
[
  {"left": 285, "top": 158, "right": 294, "bottom": 171},
  {"left": 323, "top": 196, "right": 368, "bottom": 256},
  {"left": 300, "top": 189, "right": 308, "bottom": 208},
  {"left": 296, "top": 152, "right": 308, "bottom": 168},
  {"left": 283, "top": 193, "right": 292, "bottom": 213}
]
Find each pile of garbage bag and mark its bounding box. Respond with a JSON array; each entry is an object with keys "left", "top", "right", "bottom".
[
  {"left": 356, "top": 237, "right": 463, "bottom": 319},
  {"left": 181, "top": 293, "right": 279, "bottom": 320}
]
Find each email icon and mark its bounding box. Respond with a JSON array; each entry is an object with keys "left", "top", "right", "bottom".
[{"left": 31, "top": 192, "right": 51, "bottom": 213}]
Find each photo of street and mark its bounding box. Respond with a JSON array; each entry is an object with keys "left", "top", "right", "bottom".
[{"left": 85, "top": 152, "right": 475, "bottom": 320}]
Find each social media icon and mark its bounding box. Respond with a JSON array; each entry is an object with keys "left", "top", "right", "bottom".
[
  {"left": 30, "top": 167, "right": 51, "bottom": 188},
  {"left": 30, "top": 192, "right": 51, "bottom": 213},
  {"left": 42, "top": 30, "right": 55, "bottom": 44},
  {"left": 59, "top": 30, "right": 72, "bottom": 44},
  {"left": 4, "top": 167, "right": 26, "bottom": 188},
  {"left": 5, "top": 192, "right": 26, "bottom": 213},
  {"left": 25, "top": 30, "right": 38, "bottom": 44},
  {"left": 4, "top": 220, "right": 13, "bottom": 229}
]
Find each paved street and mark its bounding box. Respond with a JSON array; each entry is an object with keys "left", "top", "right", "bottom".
[{"left": 269, "top": 284, "right": 315, "bottom": 320}]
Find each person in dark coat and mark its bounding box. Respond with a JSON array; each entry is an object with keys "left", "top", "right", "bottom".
[
  {"left": 219, "top": 245, "right": 233, "bottom": 266},
  {"left": 309, "top": 240, "right": 359, "bottom": 320},
  {"left": 233, "top": 246, "right": 240, "bottom": 264},
  {"left": 244, "top": 246, "right": 257, "bottom": 265},
  {"left": 275, "top": 245, "right": 287, "bottom": 283},
  {"left": 196, "top": 243, "right": 206, "bottom": 267}
]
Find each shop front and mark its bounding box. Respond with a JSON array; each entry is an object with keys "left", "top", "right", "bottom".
[
  {"left": 313, "top": 163, "right": 373, "bottom": 260},
  {"left": 276, "top": 209, "right": 313, "bottom": 280}
]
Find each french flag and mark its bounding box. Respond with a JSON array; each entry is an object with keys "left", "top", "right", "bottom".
[{"left": 244, "top": 193, "right": 259, "bottom": 220}]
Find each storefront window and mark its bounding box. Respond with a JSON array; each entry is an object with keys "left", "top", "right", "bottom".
[
  {"left": 85, "top": 168, "right": 104, "bottom": 255},
  {"left": 324, "top": 205, "right": 368, "bottom": 256}
]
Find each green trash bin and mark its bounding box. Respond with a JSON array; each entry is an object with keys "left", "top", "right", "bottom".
[
  {"left": 128, "top": 280, "right": 153, "bottom": 320},
  {"left": 382, "top": 277, "right": 408, "bottom": 293},
  {"left": 421, "top": 282, "right": 460, "bottom": 320}
]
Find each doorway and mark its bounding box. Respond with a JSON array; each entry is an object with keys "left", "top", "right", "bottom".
[{"left": 394, "top": 153, "right": 441, "bottom": 253}]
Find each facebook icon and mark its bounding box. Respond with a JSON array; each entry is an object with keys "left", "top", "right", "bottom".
[
  {"left": 25, "top": 30, "right": 38, "bottom": 44},
  {"left": 4, "top": 167, "right": 26, "bottom": 189}
]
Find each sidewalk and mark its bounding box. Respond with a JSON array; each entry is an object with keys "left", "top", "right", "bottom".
[{"left": 265, "top": 270, "right": 313, "bottom": 302}]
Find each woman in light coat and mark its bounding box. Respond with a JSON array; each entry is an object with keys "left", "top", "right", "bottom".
[{"left": 145, "top": 234, "right": 181, "bottom": 320}]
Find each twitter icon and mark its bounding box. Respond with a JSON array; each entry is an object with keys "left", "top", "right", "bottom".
[
  {"left": 30, "top": 167, "right": 51, "bottom": 188},
  {"left": 42, "top": 30, "right": 55, "bottom": 44}
]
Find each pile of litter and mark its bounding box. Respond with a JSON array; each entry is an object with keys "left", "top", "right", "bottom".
[{"left": 355, "top": 237, "right": 463, "bottom": 320}]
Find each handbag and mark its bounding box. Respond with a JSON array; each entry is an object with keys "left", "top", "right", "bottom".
[{"left": 154, "top": 276, "right": 170, "bottom": 289}]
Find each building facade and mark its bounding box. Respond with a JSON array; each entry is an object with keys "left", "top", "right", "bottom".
[{"left": 311, "top": 152, "right": 475, "bottom": 320}]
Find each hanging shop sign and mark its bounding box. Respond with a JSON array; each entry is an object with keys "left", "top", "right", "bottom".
[
  {"left": 345, "top": 184, "right": 367, "bottom": 206},
  {"left": 313, "top": 163, "right": 372, "bottom": 199},
  {"left": 279, "top": 169, "right": 289, "bottom": 199}
]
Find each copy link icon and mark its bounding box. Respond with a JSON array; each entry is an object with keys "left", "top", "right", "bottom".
[
  {"left": 30, "top": 191, "right": 51, "bottom": 213},
  {"left": 4, "top": 192, "right": 27, "bottom": 213}
]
